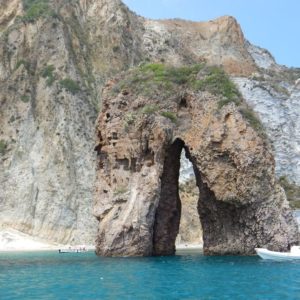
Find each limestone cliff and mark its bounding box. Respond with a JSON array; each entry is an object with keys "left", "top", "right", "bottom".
[
  {"left": 0, "top": 0, "right": 299, "bottom": 245},
  {"left": 94, "top": 64, "right": 299, "bottom": 256},
  {"left": 0, "top": 0, "right": 103, "bottom": 244},
  {"left": 233, "top": 48, "right": 300, "bottom": 187},
  {"left": 177, "top": 176, "right": 202, "bottom": 246}
]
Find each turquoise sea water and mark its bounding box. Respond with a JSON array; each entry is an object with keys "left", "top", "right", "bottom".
[{"left": 0, "top": 251, "right": 300, "bottom": 300}]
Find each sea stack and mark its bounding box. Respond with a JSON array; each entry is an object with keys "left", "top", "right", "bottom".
[{"left": 94, "top": 64, "right": 299, "bottom": 256}]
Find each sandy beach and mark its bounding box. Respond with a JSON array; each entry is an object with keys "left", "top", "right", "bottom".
[
  {"left": 0, "top": 229, "right": 95, "bottom": 252},
  {"left": 0, "top": 229, "right": 202, "bottom": 253},
  {"left": 176, "top": 243, "right": 203, "bottom": 253},
  {"left": 0, "top": 229, "right": 62, "bottom": 252}
]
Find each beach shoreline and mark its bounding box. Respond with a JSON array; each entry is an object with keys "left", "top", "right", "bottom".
[
  {"left": 0, "top": 229, "right": 95, "bottom": 252},
  {"left": 0, "top": 229, "right": 203, "bottom": 253},
  {"left": 176, "top": 243, "right": 203, "bottom": 254}
]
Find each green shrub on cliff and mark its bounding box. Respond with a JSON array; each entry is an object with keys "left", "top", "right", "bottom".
[
  {"left": 141, "top": 105, "right": 159, "bottom": 115},
  {"left": 160, "top": 111, "right": 177, "bottom": 123},
  {"left": 139, "top": 63, "right": 203, "bottom": 85},
  {"left": 112, "top": 63, "right": 204, "bottom": 99},
  {"left": 124, "top": 113, "right": 137, "bottom": 131},
  {"left": 279, "top": 176, "right": 300, "bottom": 209},
  {"left": 113, "top": 63, "right": 265, "bottom": 135},
  {"left": 41, "top": 65, "right": 56, "bottom": 86},
  {"left": 124, "top": 113, "right": 136, "bottom": 125},
  {"left": 21, "top": 0, "right": 54, "bottom": 23},
  {"left": 20, "top": 95, "right": 30, "bottom": 103},
  {"left": 60, "top": 78, "right": 80, "bottom": 94},
  {"left": 113, "top": 63, "right": 241, "bottom": 105},
  {"left": 0, "top": 140, "right": 7, "bottom": 156},
  {"left": 15, "top": 59, "right": 30, "bottom": 71},
  {"left": 239, "top": 107, "right": 265, "bottom": 136},
  {"left": 192, "top": 66, "right": 241, "bottom": 107}
]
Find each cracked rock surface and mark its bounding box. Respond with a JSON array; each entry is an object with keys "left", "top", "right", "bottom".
[{"left": 95, "top": 66, "right": 299, "bottom": 256}]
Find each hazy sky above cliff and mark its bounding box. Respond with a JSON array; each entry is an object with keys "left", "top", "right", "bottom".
[{"left": 123, "top": 0, "right": 300, "bottom": 67}]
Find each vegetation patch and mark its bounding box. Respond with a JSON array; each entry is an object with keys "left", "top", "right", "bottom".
[
  {"left": 9, "top": 116, "right": 16, "bottom": 123},
  {"left": 160, "top": 111, "right": 177, "bottom": 123},
  {"left": 279, "top": 176, "right": 300, "bottom": 209},
  {"left": 265, "top": 68, "right": 300, "bottom": 85},
  {"left": 112, "top": 45, "right": 120, "bottom": 53},
  {"left": 41, "top": 65, "right": 56, "bottom": 86},
  {"left": 217, "top": 98, "right": 235, "bottom": 109},
  {"left": 15, "top": 60, "right": 30, "bottom": 71},
  {"left": 239, "top": 107, "right": 265, "bottom": 136},
  {"left": 141, "top": 104, "right": 159, "bottom": 115},
  {"left": 21, "top": 0, "right": 54, "bottom": 23},
  {"left": 270, "top": 83, "right": 290, "bottom": 97},
  {"left": 113, "top": 63, "right": 265, "bottom": 135},
  {"left": 112, "top": 63, "right": 203, "bottom": 99},
  {"left": 20, "top": 95, "right": 30, "bottom": 103},
  {"left": 113, "top": 63, "right": 241, "bottom": 105},
  {"left": 140, "top": 63, "right": 203, "bottom": 85},
  {"left": 124, "top": 113, "right": 136, "bottom": 125},
  {"left": 0, "top": 140, "right": 7, "bottom": 156},
  {"left": 192, "top": 66, "right": 241, "bottom": 108},
  {"left": 59, "top": 78, "right": 80, "bottom": 94},
  {"left": 124, "top": 113, "right": 137, "bottom": 131},
  {"left": 113, "top": 187, "right": 128, "bottom": 196},
  {"left": 251, "top": 75, "right": 265, "bottom": 82}
]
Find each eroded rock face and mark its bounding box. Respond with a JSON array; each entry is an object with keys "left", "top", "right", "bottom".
[
  {"left": 143, "top": 16, "right": 257, "bottom": 76},
  {"left": 177, "top": 171, "right": 203, "bottom": 246},
  {"left": 94, "top": 66, "right": 299, "bottom": 256},
  {"left": 1, "top": 0, "right": 299, "bottom": 246},
  {"left": 0, "top": 0, "right": 101, "bottom": 244},
  {"left": 0, "top": 0, "right": 145, "bottom": 245},
  {"left": 0, "top": 0, "right": 22, "bottom": 35}
]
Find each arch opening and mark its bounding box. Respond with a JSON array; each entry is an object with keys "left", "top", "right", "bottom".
[
  {"left": 152, "top": 138, "right": 203, "bottom": 256},
  {"left": 176, "top": 150, "right": 202, "bottom": 250}
]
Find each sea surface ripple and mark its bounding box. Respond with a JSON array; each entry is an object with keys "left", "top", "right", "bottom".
[{"left": 0, "top": 251, "right": 300, "bottom": 299}]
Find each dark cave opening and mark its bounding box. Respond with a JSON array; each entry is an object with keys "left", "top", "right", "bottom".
[
  {"left": 152, "top": 138, "right": 184, "bottom": 256},
  {"left": 152, "top": 138, "right": 203, "bottom": 256}
]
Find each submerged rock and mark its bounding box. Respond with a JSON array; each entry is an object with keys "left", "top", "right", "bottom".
[{"left": 94, "top": 64, "right": 299, "bottom": 256}]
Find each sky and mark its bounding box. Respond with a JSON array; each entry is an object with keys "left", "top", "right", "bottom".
[{"left": 123, "top": 0, "right": 300, "bottom": 68}]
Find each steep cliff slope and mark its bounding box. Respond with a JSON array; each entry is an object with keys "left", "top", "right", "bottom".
[
  {"left": 0, "top": 0, "right": 97, "bottom": 244},
  {"left": 0, "top": 0, "right": 299, "bottom": 245},
  {"left": 233, "top": 47, "right": 300, "bottom": 187}
]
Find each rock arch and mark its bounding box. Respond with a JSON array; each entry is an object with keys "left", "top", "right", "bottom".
[
  {"left": 94, "top": 66, "right": 299, "bottom": 256},
  {"left": 153, "top": 138, "right": 183, "bottom": 256}
]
